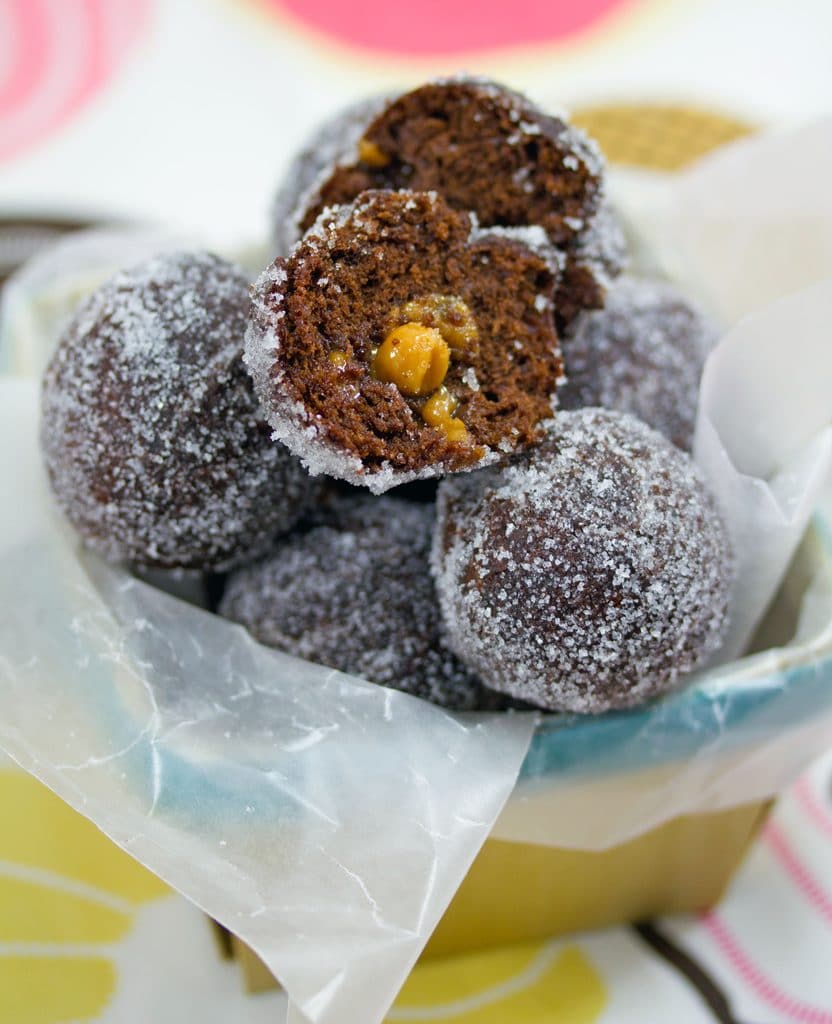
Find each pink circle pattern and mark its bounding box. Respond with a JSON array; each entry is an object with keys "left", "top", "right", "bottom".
[
  {"left": 0, "top": 0, "right": 150, "bottom": 162},
  {"left": 1, "top": 0, "right": 633, "bottom": 162},
  {"left": 266, "top": 0, "right": 632, "bottom": 56}
]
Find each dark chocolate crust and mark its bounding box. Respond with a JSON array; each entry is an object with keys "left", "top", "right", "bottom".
[
  {"left": 41, "top": 251, "right": 320, "bottom": 570},
  {"left": 278, "top": 77, "right": 624, "bottom": 326},
  {"left": 246, "top": 189, "right": 563, "bottom": 493},
  {"left": 219, "top": 496, "right": 500, "bottom": 710},
  {"left": 556, "top": 199, "right": 628, "bottom": 327},
  {"left": 560, "top": 276, "right": 717, "bottom": 451},
  {"left": 271, "top": 93, "right": 390, "bottom": 258},
  {"left": 432, "top": 408, "right": 734, "bottom": 713}
]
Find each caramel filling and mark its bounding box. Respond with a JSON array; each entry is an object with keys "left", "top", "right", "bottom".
[
  {"left": 372, "top": 323, "right": 450, "bottom": 397},
  {"left": 367, "top": 294, "right": 479, "bottom": 444},
  {"left": 421, "top": 386, "right": 469, "bottom": 443},
  {"left": 389, "top": 294, "right": 478, "bottom": 355},
  {"left": 357, "top": 138, "right": 390, "bottom": 167}
]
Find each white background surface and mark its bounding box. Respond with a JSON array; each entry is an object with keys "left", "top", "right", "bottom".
[{"left": 1, "top": 0, "right": 832, "bottom": 246}]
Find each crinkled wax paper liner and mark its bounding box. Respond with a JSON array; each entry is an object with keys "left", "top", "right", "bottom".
[
  {"left": 0, "top": 226, "right": 197, "bottom": 377},
  {"left": 0, "top": 379, "right": 537, "bottom": 1024},
  {"left": 652, "top": 116, "right": 832, "bottom": 326},
  {"left": 1, "top": 120, "right": 832, "bottom": 1024},
  {"left": 657, "top": 118, "right": 832, "bottom": 658},
  {"left": 695, "top": 279, "right": 832, "bottom": 661}
]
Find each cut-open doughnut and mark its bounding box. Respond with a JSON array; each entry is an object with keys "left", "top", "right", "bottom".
[
  {"left": 246, "top": 189, "right": 563, "bottom": 493},
  {"left": 273, "top": 76, "right": 624, "bottom": 328}
]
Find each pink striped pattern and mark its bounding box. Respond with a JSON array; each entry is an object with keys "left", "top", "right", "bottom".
[
  {"left": 0, "top": 0, "right": 149, "bottom": 162},
  {"left": 762, "top": 820, "right": 832, "bottom": 926},
  {"left": 701, "top": 912, "right": 832, "bottom": 1024},
  {"left": 796, "top": 774, "right": 832, "bottom": 840}
]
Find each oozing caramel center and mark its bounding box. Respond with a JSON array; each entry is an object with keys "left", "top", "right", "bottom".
[
  {"left": 389, "top": 294, "right": 478, "bottom": 356},
  {"left": 357, "top": 138, "right": 390, "bottom": 167},
  {"left": 422, "top": 386, "right": 468, "bottom": 443},
  {"left": 372, "top": 323, "right": 450, "bottom": 397},
  {"left": 369, "top": 294, "right": 479, "bottom": 444}
]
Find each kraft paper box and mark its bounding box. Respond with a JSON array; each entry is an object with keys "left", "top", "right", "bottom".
[{"left": 224, "top": 508, "right": 830, "bottom": 991}]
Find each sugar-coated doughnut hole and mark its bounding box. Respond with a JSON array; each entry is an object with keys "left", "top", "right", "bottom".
[
  {"left": 41, "top": 251, "right": 320, "bottom": 571},
  {"left": 432, "top": 408, "right": 734, "bottom": 714},
  {"left": 219, "top": 496, "right": 503, "bottom": 710}
]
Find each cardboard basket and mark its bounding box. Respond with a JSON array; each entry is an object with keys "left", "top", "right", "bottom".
[
  {"left": 216, "top": 509, "right": 832, "bottom": 992},
  {"left": 220, "top": 799, "right": 770, "bottom": 993}
]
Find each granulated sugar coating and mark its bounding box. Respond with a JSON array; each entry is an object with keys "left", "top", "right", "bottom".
[
  {"left": 219, "top": 496, "right": 499, "bottom": 710},
  {"left": 556, "top": 200, "right": 628, "bottom": 328},
  {"left": 246, "top": 189, "right": 563, "bottom": 494},
  {"left": 559, "top": 276, "right": 717, "bottom": 451},
  {"left": 432, "top": 408, "right": 734, "bottom": 713},
  {"left": 281, "top": 76, "right": 624, "bottom": 328},
  {"left": 271, "top": 93, "right": 389, "bottom": 258},
  {"left": 40, "top": 251, "right": 320, "bottom": 571}
]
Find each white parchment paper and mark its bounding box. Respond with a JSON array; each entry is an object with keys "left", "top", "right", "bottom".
[
  {"left": 656, "top": 117, "right": 832, "bottom": 325},
  {"left": 695, "top": 280, "right": 832, "bottom": 659},
  {"left": 1, "top": 120, "right": 832, "bottom": 1024},
  {"left": 0, "top": 379, "right": 536, "bottom": 1024}
]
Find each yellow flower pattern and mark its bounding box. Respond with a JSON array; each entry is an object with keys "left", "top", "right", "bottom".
[
  {"left": 389, "top": 943, "right": 606, "bottom": 1023},
  {"left": 0, "top": 770, "right": 168, "bottom": 1024},
  {"left": 0, "top": 766, "right": 609, "bottom": 1023}
]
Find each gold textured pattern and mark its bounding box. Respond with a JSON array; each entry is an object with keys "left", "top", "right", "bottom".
[{"left": 571, "top": 103, "right": 754, "bottom": 171}]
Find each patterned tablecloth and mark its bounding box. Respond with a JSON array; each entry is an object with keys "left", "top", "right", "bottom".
[
  {"left": 2, "top": 1, "right": 832, "bottom": 1020},
  {"left": 1, "top": 749, "right": 830, "bottom": 1023}
]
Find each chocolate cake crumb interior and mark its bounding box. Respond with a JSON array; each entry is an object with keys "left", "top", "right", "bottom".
[
  {"left": 303, "top": 78, "right": 601, "bottom": 252},
  {"left": 270, "top": 77, "right": 624, "bottom": 334}
]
